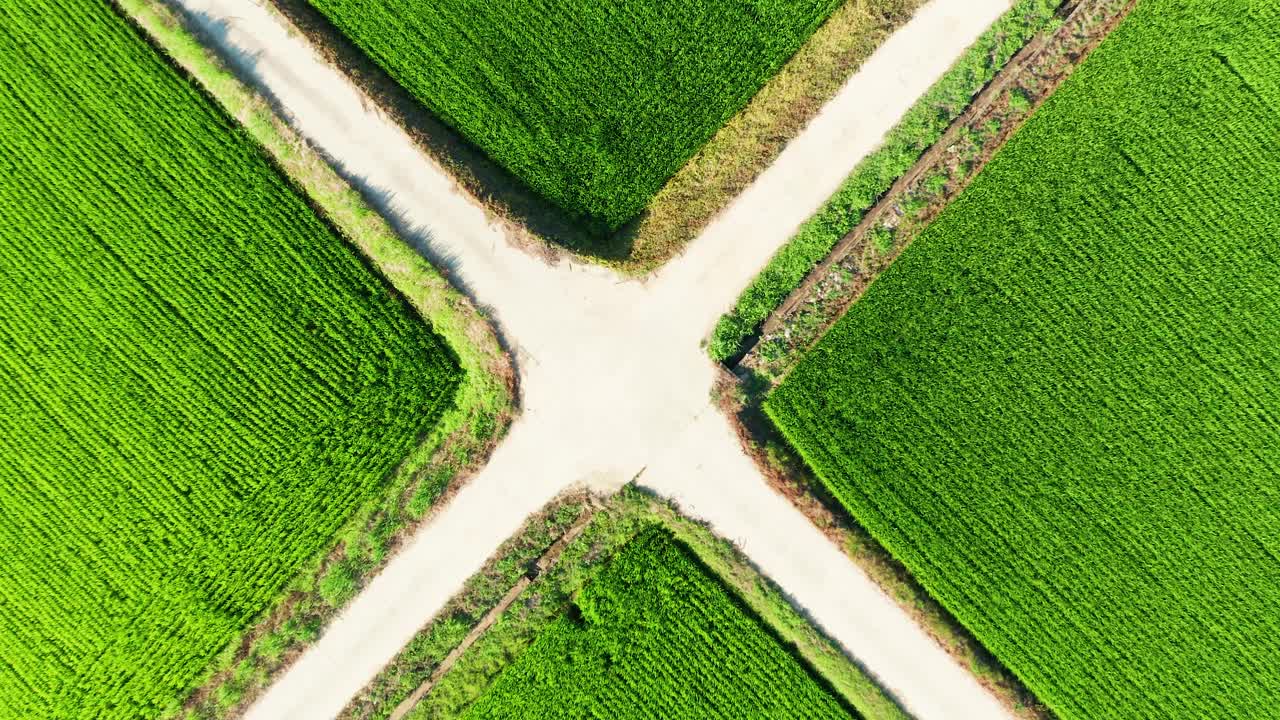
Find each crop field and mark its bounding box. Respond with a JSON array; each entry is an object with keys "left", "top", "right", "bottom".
[
  {"left": 454, "top": 527, "right": 853, "bottom": 719},
  {"left": 709, "top": 0, "right": 1060, "bottom": 361},
  {"left": 0, "top": 2, "right": 460, "bottom": 718},
  {"left": 767, "top": 1, "right": 1280, "bottom": 718},
  {"left": 302, "top": 0, "right": 840, "bottom": 232}
]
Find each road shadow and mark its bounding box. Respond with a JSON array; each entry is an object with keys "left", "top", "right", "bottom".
[
  {"left": 261, "top": 0, "right": 637, "bottom": 264},
  {"left": 712, "top": 370, "right": 1052, "bottom": 719},
  {"left": 156, "top": 3, "right": 525, "bottom": 382},
  {"left": 625, "top": 486, "right": 916, "bottom": 720},
  {"left": 167, "top": 7, "right": 473, "bottom": 280}
]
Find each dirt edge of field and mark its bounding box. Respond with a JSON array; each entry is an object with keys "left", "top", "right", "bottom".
[
  {"left": 112, "top": 3, "right": 519, "bottom": 718},
  {"left": 738, "top": 0, "right": 1134, "bottom": 379},
  {"left": 707, "top": 0, "right": 1062, "bottom": 364},
  {"left": 343, "top": 487, "right": 913, "bottom": 720},
  {"left": 716, "top": 3, "right": 1136, "bottom": 719},
  {"left": 614, "top": 0, "right": 930, "bottom": 272},
  {"left": 381, "top": 496, "right": 601, "bottom": 720},
  {"left": 254, "top": 0, "right": 928, "bottom": 275},
  {"left": 336, "top": 491, "right": 599, "bottom": 720},
  {"left": 714, "top": 375, "right": 1054, "bottom": 720}
]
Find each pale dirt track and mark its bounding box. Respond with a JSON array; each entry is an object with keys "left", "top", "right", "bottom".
[{"left": 165, "top": 0, "right": 1017, "bottom": 717}]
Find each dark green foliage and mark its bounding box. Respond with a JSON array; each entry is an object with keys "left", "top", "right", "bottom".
[
  {"left": 304, "top": 0, "right": 841, "bottom": 232},
  {"left": 1006, "top": 87, "right": 1031, "bottom": 112},
  {"left": 768, "top": 2, "right": 1280, "bottom": 718},
  {"left": 461, "top": 528, "right": 853, "bottom": 719},
  {"left": 710, "top": 0, "right": 1059, "bottom": 361},
  {"left": 0, "top": 2, "right": 460, "bottom": 717}
]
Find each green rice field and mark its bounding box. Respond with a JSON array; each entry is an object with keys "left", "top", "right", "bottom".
[
  {"left": 302, "top": 0, "right": 841, "bottom": 233},
  {"left": 456, "top": 527, "right": 854, "bottom": 719},
  {"left": 0, "top": 1, "right": 459, "bottom": 717},
  {"left": 767, "top": 1, "right": 1280, "bottom": 718}
]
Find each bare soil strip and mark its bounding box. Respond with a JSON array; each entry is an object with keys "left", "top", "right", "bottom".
[{"left": 740, "top": 0, "right": 1137, "bottom": 381}]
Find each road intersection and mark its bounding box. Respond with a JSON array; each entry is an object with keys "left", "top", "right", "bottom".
[{"left": 167, "top": 0, "right": 1018, "bottom": 717}]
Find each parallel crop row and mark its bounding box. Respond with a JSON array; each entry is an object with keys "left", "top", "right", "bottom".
[
  {"left": 0, "top": 2, "right": 460, "bottom": 718},
  {"left": 459, "top": 527, "right": 853, "bottom": 719},
  {"left": 303, "top": 0, "right": 840, "bottom": 233},
  {"left": 767, "top": 1, "right": 1280, "bottom": 718}
]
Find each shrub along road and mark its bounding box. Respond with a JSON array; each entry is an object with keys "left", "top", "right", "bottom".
[{"left": 166, "top": 0, "right": 1016, "bottom": 717}]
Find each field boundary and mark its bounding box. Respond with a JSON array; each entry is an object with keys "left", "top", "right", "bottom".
[
  {"left": 714, "top": 374, "right": 1053, "bottom": 719},
  {"left": 112, "top": 2, "right": 516, "bottom": 718},
  {"left": 761, "top": 0, "right": 1280, "bottom": 714},
  {"left": 737, "top": 0, "right": 1133, "bottom": 381},
  {"left": 385, "top": 499, "right": 601, "bottom": 720},
  {"left": 255, "top": 0, "right": 602, "bottom": 261},
  {"left": 708, "top": 0, "right": 1063, "bottom": 363},
  {"left": 343, "top": 487, "right": 912, "bottom": 720},
  {"left": 613, "top": 0, "right": 927, "bottom": 271},
  {"left": 335, "top": 492, "right": 598, "bottom": 720},
  {"left": 715, "top": 2, "right": 1135, "bottom": 719},
  {"left": 255, "top": 0, "right": 927, "bottom": 273},
  {"left": 761, "top": 0, "right": 1082, "bottom": 337}
]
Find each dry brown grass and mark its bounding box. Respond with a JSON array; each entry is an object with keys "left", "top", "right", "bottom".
[
  {"left": 621, "top": 0, "right": 927, "bottom": 272},
  {"left": 259, "top": 0, "right": 925, "bottom": 273}
]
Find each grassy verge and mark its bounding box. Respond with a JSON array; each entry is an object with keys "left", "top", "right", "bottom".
[
  {"left": 260, "top": 0, "right": 926, "bottom": 273},
  {"left": 717, "top": 377, "right": 1053, "bottom": 719},
  {"left": 763, "top": 0, "right": 1271, "bottom": 715},
  {"left": 113, "top": 2, "right": 514, "bottom": 718},
  {"left": 362, "top": 487, "right": 908, "bottom": 720},
  {"left": 709, "top": 0, "right": 1061, "bottom": 361},
  {"left": 340, "top": 495, "right": 593, "bottom": 720},
  {"left": 738, "top": 0, "right": 1129, "bottom": 383},
  {"left": 714, "top": 2, "right": 1135, "bottom": 717},
  {"left": 618, "top": 0, "right": 927, "bottom": 271}
]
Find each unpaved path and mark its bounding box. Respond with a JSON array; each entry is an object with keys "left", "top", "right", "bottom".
[
  {"left": 644, "top": 410, "right": 994, "bottom": 719},
  {"left": 165, "top": 0, "right": 1016, "bottom": 718},
  {"left": 386, "top": 501, "right": 599, "bottom": 720}
]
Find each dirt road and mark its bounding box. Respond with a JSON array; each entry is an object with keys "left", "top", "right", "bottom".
[{"left": 165, "top": 0, "right": 1016, "bottom": 717}]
